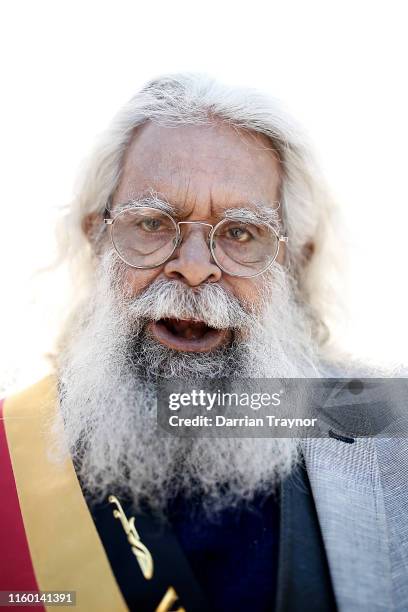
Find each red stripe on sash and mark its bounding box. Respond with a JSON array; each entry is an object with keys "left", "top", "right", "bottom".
[{"left": 0, "top": 397, "right": 44, "bottom": 609}]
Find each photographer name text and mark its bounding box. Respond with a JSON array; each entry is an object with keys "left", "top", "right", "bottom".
[{"left": 167, "top": 415, "right": 317, "bottom": 428}]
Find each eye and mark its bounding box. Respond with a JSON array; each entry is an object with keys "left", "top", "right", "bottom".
[
  {"left": 226, "top": 226, "right": 253, "bottom": 242},
  {"left": 139, "top": 217, "right": 163, "bottom": 232}
]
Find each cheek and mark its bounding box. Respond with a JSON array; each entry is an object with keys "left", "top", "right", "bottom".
[
  {"left": 122, "top": 267, "right": 163, "bottom": 296},
  {"left": 228, "top": 278, "right": 265, "bottom": 311}
]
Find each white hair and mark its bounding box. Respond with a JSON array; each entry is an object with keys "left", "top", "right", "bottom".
[{"left": 55, "top": 73, "right": 342, "bottom": 353}]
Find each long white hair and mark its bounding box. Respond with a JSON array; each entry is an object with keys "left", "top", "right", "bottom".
[{"left": 55, "top": 73, "right": 342, "bottom": 353}]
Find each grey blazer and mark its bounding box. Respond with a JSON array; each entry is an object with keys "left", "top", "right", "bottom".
[
  {"left": 282, "top": 365, "right": 408, "bottom": 611},
  {"left": 273, "top": 371, "right": 408, "bottom": 611},
  {"left": 301, "top": 434, "right": 408, "bottom": 612}
]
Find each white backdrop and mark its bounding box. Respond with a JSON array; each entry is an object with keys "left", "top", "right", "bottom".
[{"left": 0, "top": 0, "right": 407, "bottom": 392}]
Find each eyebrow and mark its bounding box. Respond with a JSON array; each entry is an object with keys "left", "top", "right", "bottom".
[
  {"left": 224, "top": 203, "right": 282, "bottom": 230},
  {"left": 114, "top": 194, "right": 282, "bottom": 230},
  {"left": 113, "top": 193, "right": 176, "bottom": 215}
]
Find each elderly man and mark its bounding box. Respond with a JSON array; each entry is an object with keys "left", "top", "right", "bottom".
[{"left": 0, "top": 74, "right": 406, "bottom": 612}]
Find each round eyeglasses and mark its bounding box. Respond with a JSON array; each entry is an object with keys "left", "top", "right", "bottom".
[{"left": 103, "top": 206, "right": 288, "bottom": 278}]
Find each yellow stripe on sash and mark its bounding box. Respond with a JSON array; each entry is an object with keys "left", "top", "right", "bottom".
[{"left": 3, "top": 375, "right": 128, "bottom": 612}]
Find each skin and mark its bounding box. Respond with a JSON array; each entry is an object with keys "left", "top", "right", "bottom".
[{"left": 85, "top": 120, "right": 287, "bottom": 351}]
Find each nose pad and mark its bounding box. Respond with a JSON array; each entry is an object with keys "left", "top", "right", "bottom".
[{"left": 173, "top": 230, "right": 213, "bottom": 253}]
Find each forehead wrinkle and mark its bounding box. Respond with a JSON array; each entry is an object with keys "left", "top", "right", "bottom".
[{"left": 178, "top": 177, "right": 200, "bottom": 219}]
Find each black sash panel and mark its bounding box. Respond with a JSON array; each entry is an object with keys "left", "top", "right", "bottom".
[{"left": 81, "top": 492, "right": 210, "bottom": 612}]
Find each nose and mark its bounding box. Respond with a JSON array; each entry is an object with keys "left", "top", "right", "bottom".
[{"left": 163, "top": 225, "right": 222, "bottom": 286}]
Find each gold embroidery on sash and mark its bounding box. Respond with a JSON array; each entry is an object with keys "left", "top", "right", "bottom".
[
  {"left": 109, "top": 495, "right": 186, "bottom": 609},
  {"left": 155, "top": 586, "right": 186, "bottom": 612},
  {"left": 109, "top": 495, "right": 154, "bottom": 580}
]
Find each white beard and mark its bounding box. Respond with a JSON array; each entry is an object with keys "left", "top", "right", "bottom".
[{"left": 54, "top": 250, "right": 321, "bottom": 518}]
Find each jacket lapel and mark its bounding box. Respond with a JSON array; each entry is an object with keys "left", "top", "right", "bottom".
[
  {"left": 275, "top": 461, "right": 337, "bottom": 612},
  {"left": 302, "top": 437, "right": 393, "bottom": 612}
]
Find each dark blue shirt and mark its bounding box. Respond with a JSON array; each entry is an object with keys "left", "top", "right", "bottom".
[{"left": 168, "top": 492, "right": 280, "bottom": 612}]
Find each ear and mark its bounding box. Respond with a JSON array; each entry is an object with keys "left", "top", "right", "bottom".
[
  {"left": 81, "top": 212, "right": 104, "bottom": 250},
  {"left": 302, "top": 240, "right": 315, "bottom": 264}
]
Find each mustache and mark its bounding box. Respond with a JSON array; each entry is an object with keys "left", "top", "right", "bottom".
[{"left": 123, "top": 278, "right": 257, "bottom": 330}]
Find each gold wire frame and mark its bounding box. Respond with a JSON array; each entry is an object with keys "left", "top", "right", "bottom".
[{"left": 103, "top": 206, "right": 288, "bottom": 278}]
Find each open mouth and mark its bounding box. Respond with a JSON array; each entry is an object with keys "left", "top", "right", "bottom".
[{"left": 147, "top": 318, "right": 231, "bottom": 352}]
